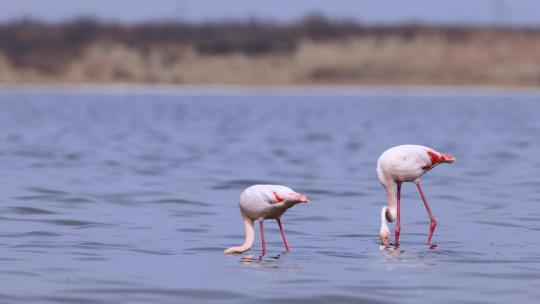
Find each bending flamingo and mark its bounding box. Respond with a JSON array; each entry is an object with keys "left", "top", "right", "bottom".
[
  {"left": 378, "top": 145, "right": 455, "bottom": 247},
  {"left": 224, "top": 185, "right": 308, "bottom": 256}
]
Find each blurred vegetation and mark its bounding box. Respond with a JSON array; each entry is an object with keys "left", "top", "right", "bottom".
[{"left": 1, "top": 15, "right": 540, "bottom": 86}]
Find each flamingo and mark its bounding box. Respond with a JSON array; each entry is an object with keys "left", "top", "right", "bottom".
[
  {"left": 224, "top": 185, "right": 309, "bottom": 256},
  {"left": 377, "top": 145, "right": 455, "bottom": 247}
]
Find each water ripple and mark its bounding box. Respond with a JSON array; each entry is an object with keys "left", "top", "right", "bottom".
[
  {"left": 5, "top": 207, "right": 56, "bottom": 215},
  {"left": 65, "top": 288, "right": 243, "bottom": 300},
  {"left": 0, "top": 231, "right": 61, "bottom": 238},
  {"left": 258, "top": 295, "right": 386, "bottom": 304}
]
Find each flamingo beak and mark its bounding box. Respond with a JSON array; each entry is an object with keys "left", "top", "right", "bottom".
[
  {"left": 298, "top": 194, "right": 309, "bottom": 203},
  {"left": 440, "top": 153, "right": 455, "bottom": 163}
]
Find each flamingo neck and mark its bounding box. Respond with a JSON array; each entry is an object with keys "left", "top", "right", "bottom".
[
  {"left": 383, "top": 182, "right": 397, "bottom": 222},
  {"left": 224, "top": 214, "right": 255, "bottom": 254},
  {"left": 381, "top": 206, "right": 389, "bottom": 223},
  {"left": 380, "top": 206, "right": 390, "bottom": 241}
]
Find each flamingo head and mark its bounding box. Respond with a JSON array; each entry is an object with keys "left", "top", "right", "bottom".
[
  {"left": 380, "top": 207, "right": 390, "bottom": 246},
  {"left": 287, "top": 192, "right": 309, "bottom": 205},
  {"left": 274, "top": 191, "right": 309, "bottom": 206}
]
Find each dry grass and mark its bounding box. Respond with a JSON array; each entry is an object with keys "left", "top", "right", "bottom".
[
  {"left": 292, "top": 34, "right": 540, "bottom": 86},
  {"left": 1, "top": 22, "right": 540, "bottom": 87}
]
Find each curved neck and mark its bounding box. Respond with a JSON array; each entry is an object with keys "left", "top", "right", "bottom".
[
  {"left": 383, "top": 182, "right": 397, "bottom": 221},
  {"left": 381, "top": 206, "right": 389, "bottom": 224},
  {"left": 224, "top": 214, "right": 255, "bottom": 254},
  {"left": 380, "top": 206, "right": 390, "bottom": 244}
]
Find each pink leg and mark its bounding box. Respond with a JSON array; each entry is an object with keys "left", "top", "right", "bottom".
[
  {"left": 276, "top": 219, "right": 290, "bottom": 252},
  {"left": 416, "top": 181, "right": 437, "bottom": 245},
  {"left": 259, "top": 220, "right": 266, "bottom": 256},
  {"left": 395, "top": 183, "right": 402, "bottom": 247}
]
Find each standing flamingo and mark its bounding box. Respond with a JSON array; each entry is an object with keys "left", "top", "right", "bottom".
[
  {"left": 377, "top": 145, "right": 455, "bottom": 247},
  {"left": 224, "top": 185, "right": 308, "bottom": 256}
]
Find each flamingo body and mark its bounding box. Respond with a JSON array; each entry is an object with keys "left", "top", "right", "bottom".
[
  {"left": 377, "top": 145, "right": 455, "bottom": 247},
  {"left": 377, "top": 145, "right": 434, "bottom": 183},
  {"left": 239, "top": 185, "right": 300, "bottom": 220},
  {"left": 224, "top": 184, "right": 308, "bottom": 256}
]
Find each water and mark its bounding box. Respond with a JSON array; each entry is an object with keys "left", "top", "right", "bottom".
[{"left": 0, "top": 87, "right": 539, "bottom": 303}]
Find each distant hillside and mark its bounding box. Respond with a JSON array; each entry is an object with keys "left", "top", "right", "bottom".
[{"left": 1, "top": 16, "right": 540, "bottom": 87}]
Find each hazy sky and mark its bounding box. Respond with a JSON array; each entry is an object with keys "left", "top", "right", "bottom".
[{"left": 0, "top": 0, "right": 538, "bottom": 26}]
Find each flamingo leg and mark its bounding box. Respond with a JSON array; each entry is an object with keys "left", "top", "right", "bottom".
[
  {"left": 276, "top": 218, "right": 290, "bottom": 252},
  {"left": 395, "top": 182, "right": 402, "bottom": 247},
  {"left": 415, "top": 181, "right": 437, "bottom": 245},
  {"left": 259, "top": 220, "right": 266, "bottom": 256}
]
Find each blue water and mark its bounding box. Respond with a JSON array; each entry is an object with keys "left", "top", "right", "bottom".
[{"left": 0, "top": 87, "right": 539, "bottom": 303}]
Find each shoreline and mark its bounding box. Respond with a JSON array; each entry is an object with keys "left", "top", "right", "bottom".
[{"left": 1, "top": 83, "right": 540, "bottom": 97}]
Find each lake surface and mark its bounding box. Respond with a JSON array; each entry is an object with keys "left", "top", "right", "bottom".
[{"left": 0, "top": 87, "right": 539, "bottom": 303}]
